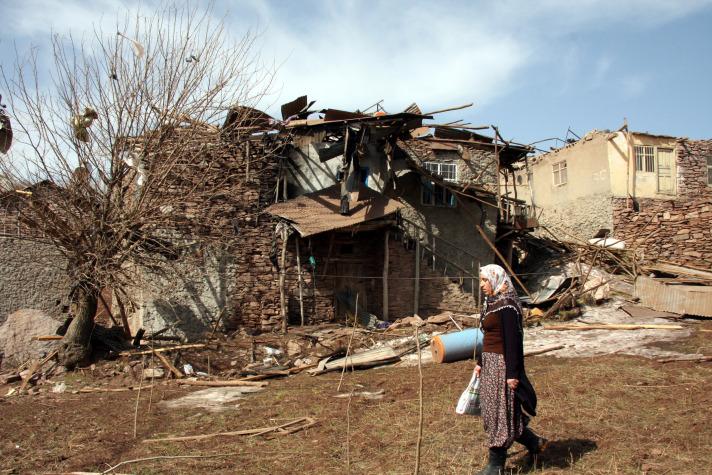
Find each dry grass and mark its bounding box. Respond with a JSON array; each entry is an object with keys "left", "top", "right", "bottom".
[{"left": 1, "top": 323, "right": 711, "bottom": 474}]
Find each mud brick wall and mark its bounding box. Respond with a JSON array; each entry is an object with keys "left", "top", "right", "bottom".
[
  {"left": 0, "top": 236, "right": 71, "bottom": 325},
  {"left": 613, "top": 139, "right": 712, "bottom": 267},
  {"left": 387, "top": 233, "right": 479, "bottom": 319}
]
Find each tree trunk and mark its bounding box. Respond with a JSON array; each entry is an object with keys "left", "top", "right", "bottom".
[{"left": 59, "top": 284, "right": 99, "bottom": 369}]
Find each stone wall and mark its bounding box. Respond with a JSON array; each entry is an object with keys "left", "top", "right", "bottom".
[
  {"left": 387, "top": 232, "right": 479, "bottom": 319},
  {"left": 537, "top": 192, "right": 614, "bottom": 240},
  {"left": 402, "top": 139, "right": 498, "bottom": 191},
  {"left": 613, "top": 139, "right": 712, "bottom": 267},
  {"left": 0, "top": 236, "right": 71, "bottom": 325},
  {"left": 128, "top": 131, "right": 288, "bottom": 336}
]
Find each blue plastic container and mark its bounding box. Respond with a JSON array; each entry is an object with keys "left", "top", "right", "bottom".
[{"left": 431, "top": 328, "right": 483, "bottom": 363}]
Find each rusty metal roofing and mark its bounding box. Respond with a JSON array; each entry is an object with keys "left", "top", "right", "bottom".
[
  {"left": 634, "top": 275, "right": 712, "bottom": 317},
  {"left": 266, "top": 185, "right": 404, "bottom": 237}
]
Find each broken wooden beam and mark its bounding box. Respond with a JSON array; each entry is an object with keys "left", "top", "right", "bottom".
[
  {"left": 657, "top": 355, "right": 712, "bottom": 364},
  {"left": 119, "top": 343, "right": 206, "bottom": 356},
  {"left": 543, "top": 323, "right": 684, "bottom": 331},
  {"left": 177, "top": 379, "right": 267, "bottom": 388},
  {"left": 153, "top": 350, "right": 184, "bottom": 378},
  {"left": 142, "top": 417, "right": 316, "bottom": 443},
  {"left": 523, "top": 344, "right": 566, "bottom": 356}
]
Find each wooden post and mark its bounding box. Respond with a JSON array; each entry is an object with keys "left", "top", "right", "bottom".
[
  {"left": 295, "top": 237, "right": 305, "bottom": 326},
  {"left": 471, "top": 260, "right": 475, "bottom": 297},
  {"left": 279, "top": 226, "right": 289, "bottom": 334},
  {"left": 413, "top": 240, "right": 420, "bottom": 316},
  {"left": 383, "top": 230, "right": 390, "bottom": 321},
  {"left": 477, "top": 262, "right": 481, "bottom": 313}
]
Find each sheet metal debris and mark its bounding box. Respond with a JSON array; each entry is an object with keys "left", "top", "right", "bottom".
[{"left": 266, "top": 184, "right": 404, "bottom": 237}]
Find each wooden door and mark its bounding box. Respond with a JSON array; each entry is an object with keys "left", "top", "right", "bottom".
[{"left": 657, "top": 148, "right": 674, "bottom": 194}]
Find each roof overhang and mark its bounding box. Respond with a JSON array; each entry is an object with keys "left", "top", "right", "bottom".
[{"left": 266, "top": 185, "right": 404, "bottom": 237}]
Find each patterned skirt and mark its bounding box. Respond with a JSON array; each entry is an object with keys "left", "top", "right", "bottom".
[{"left": 480, "top": 352, "right": 525, "bottom": 448}]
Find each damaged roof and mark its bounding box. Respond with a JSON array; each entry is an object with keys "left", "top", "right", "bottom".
[{"left": 266, "top": 185, "right": 404, "bottom": 237}]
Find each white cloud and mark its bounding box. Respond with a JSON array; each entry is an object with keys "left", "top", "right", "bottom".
[{"left": 1, "top": 0, "right": 711, "bottom": 118}]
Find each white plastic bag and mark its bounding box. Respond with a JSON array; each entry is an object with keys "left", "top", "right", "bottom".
[{"left": 455, "top": 370, "right": 481, "bottom": 416}]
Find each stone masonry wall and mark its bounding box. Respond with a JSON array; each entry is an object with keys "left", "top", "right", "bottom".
[
  {"left": 537, "top": 193, "right": 614, "bottom": 240},
  {"left": 387, "top": 232, "right": 479, "bottom": 319},
  {"left": 0, "top": 236, "right": 71, "bottom": 325},
  {"left": 613, "top": 139, "right": 712, "bottom": 267}
]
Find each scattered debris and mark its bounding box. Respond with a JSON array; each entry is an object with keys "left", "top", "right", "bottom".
[
  {"left": 143, "top": 416, "right": 317, "bottom": 443},
  {"left": 333, "top": 389, "right": 385, "bottom": 400},
  {"left": 158, "top": 386, "right": 264, "bottom": 412},
  {"left": 543, "top": 323, "right": 685, "bottom": 331},
  {"left": 178, "top": 379, "right": 268, "bottom": 388}
]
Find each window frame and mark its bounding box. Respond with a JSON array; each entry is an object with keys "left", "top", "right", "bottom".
[
  {"left": 421, "top": 179, "right": 456, "bottom": 208},
  {"left": 634, "top": 145, "right": 655, "bottom": 173},
  {"left": 423, "top": 161, "right": 458, "bottom": 182},
  {"left": 552, "top": 160, "right": 567, "bottom": 186}
]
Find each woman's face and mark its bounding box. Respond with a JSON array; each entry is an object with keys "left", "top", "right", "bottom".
[{"left": 480, "top": 277, "right": 494, "bottom": 296}]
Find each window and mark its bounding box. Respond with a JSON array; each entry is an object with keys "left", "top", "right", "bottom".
[
  {"left": 424, "top": 161, "right": 457, "bottom": 182},
  {"left": 552, "top": 161, "right": 567, "bottom": 186},
  {"left": 707, "top": 156, "right": 712, "bottom": 186},
  {"left": 421, "top": 179, "right": 456, "bottom": 207},
  {"left": 635, "top": 145, "right": 655, "bottom": 172}
]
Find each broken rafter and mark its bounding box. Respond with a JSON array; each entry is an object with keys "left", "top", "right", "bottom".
[
  {"left": 119, "top": 343, "right": 206, "bottom": 356},
  {"left": 423, "top": 103, "right": 474, "bottom": 115},
  {"left": 177, "top": 379, "right": 267, "bottom": 388},
  {"left": 544, "top": 323, "right": 684, "bottom": 331},
  {"left": 142, "top": 417, "right": 318, "bottom": 443}
]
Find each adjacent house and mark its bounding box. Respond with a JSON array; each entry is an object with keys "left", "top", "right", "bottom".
[{"left": 515, "top": 129, "right": 712, "bottom": 267}]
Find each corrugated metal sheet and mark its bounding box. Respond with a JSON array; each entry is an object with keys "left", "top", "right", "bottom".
[
  {"left": 266, "top": 185, "right": 404, "bottom": 237},
  {"left": 634, "top": 276, "right": 712, "bottom": 317}
]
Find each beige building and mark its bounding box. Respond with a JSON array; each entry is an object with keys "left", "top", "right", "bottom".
[
  {"left": 515, "top": 128, "right": 712, "bottom": 268},
  {"left": 514, "top": 129, "right": 679, "bottom": 240}
]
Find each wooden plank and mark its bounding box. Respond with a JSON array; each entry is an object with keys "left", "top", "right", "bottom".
[
  {"left": 119, "top": 344, "right": 206, "bottom": 356},
  {"left": 383, "top": 230, "right": 389, "bottom": 321},
  {"left": 143, "top": 417, "right": 315, "bottom": 443},
  {"left": 523, "top": 344, "right": 565, "bottom": 356},
  {"left": 544, "top": 323, "right": 684, "bottom": 331},
  {"left": 475, "top": 225, "right": 532, "bottom": 298},
  {"left": 295, "top": 237, "right": 305, "bottom": 326},
  {"left": 414, "top": 240, "right": 420, "bottom": 316},
  {"left": 178, "top": 379, "right": 268, "bottom": 388},
  {"left": 153, "top": 350, "right": 184, "bottom": 378}
]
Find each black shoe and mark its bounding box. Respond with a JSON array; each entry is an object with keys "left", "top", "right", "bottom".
[
  {"left": 475, "top": 447, "right": 507, "bottom": 475},
  {"left": 517, "top": 428, "right": 548, "bottom": 468}
]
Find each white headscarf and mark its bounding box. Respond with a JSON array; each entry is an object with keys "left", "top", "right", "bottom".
[
  {"left": 480, "top": 264, "right": 523, "bottom": 320},
  {"left": 479, "top": 264, "right": 511, "bottom": 296}
]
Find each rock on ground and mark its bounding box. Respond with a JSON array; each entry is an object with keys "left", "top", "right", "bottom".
[{"left": 0, "top": 308, "right": 62, "bottom": 369}]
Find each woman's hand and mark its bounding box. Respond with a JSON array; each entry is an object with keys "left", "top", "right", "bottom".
[
  {"left": 506, "top": 378, "right": 519, "bottom": 390},
  {"left": 474, "top": 365, "right": 481, "bottom": 377}
]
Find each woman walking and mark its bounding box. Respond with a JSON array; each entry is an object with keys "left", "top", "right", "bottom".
[{"left": 474, "top": 264, "right": 546, "bottom": 474}]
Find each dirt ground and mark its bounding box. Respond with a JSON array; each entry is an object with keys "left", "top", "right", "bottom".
[{"left": 1, "top": 321, "right": 711, "bottom": 475}]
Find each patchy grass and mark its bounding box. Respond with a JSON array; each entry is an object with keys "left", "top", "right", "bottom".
[{"left": 1, "top": 322, "right": 711, "bottom": 474}]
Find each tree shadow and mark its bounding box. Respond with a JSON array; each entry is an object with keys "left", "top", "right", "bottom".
[{"left": 511, "top": 438, "right": 598, "bottom": 472}]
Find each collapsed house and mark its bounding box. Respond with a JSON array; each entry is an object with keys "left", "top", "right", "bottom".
[
  {"left": 515, "top": 129, "right": 712, "bottom": 268},
  {"left": 0, "top": 100, "right": 537, "bottom": 338}
]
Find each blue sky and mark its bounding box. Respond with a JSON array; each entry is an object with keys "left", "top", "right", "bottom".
[{"left": 2, "top": 0, "right": 711, "bottom": 146}]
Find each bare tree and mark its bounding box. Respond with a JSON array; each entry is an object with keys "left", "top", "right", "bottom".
[{"left": 0, "top": 4, "right": 279, "bottom": 368}]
